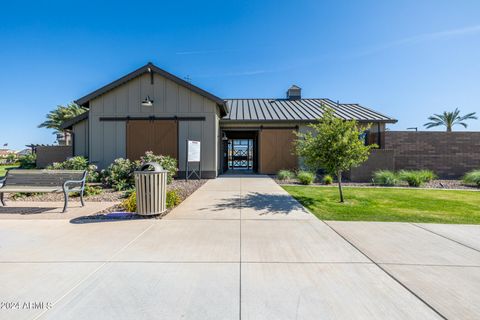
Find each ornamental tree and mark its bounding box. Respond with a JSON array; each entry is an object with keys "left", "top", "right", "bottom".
[{"left": 295, "top": 108, "right": 376, "bottom": 202}]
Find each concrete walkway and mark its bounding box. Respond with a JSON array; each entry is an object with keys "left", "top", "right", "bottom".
[
  {"left": 0, "top": 175, "right": 479, "bottom": 319},
  {"left": 0, "top": 201, "right": 116, "bottom": 220}
]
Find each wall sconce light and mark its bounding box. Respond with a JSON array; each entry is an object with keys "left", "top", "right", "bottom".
[
  {"left": 222, "top": 132, "right": 228, "bottom": 141},
  {"left": 141, "top": 96, "right": 154, "bottom": 107}
]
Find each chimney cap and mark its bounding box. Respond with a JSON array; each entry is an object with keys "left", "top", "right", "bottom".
[{"left": 287, "top": 85, "right": 301, "bottom": 100}]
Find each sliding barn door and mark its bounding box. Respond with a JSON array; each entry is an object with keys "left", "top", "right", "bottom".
[
  {"left": 259, "top": 129, "right": 297, "bottom": 174},
  {"left": 126, "top": 120, "right": 178, "bottom": 161}
]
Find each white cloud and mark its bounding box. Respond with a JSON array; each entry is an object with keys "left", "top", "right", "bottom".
[
  {"left": 192, "top": 69, "right": 271, "bottom": 78},
  {"left": 353, "top": 24, "right": 480, "bottom": 57}
]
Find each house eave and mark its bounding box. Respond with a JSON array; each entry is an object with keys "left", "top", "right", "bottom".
[
  {"left": 60, "top": 112, "right": 89, "bottom": 130},
  {"left": 220, "top": 119, "right": 398, "bottom": 124},
  {"left": 74, "top": 62, "right": 228, "bottom": 117}
]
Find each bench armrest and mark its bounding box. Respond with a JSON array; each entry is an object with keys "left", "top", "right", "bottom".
[{"left": 62, "top": 171, "right": 87, "bottom": 192}]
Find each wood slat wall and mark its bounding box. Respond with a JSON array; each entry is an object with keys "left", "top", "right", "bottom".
[
  {"left": 259, "top": 129, "right": 297, "bottom": 174},
  {"left": 126, "top": 120, "right": 178, "bottom": 161}
]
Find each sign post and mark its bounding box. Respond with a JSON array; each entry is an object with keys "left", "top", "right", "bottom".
[{"left": 186, "top": 140, "right": 201, "bottom": 181}]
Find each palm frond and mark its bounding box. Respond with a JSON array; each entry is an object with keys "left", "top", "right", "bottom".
[
  {"left": 423, "top": 122, "right": 442, "bottom": 128},
  {"left": 424, "top": 108, "right": 477, "bottom": 131},
  {"left": 458, "top": 112, "right": 478, "bottom": 121},
  {"left": 38, "top": 103, "right": 87, "bottom": 133}
]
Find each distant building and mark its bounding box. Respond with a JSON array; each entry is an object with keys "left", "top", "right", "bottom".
[
  {"left": 0, "top": 149, "right": 15, "bottom": 156},
  {"left": 56, "top": 132, "right": 72, "bottom": 146},
  {"left": 16, "top": 149, "right": 32, "bottom": 156}
]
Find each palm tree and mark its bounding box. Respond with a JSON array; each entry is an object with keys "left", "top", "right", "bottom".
[
  {"left": 423, "top": 108, "right": 477, "bottom": 132},
  {"left": 38, "top": 103, "right": 87, "bottom": 133},
  {"left": 38, "top": 103, "right": 87, "bottom": 144}
]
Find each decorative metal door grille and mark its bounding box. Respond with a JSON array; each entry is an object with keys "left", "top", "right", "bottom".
[{"left": 228, "top": 139, "right": 254, "bottom": 170}]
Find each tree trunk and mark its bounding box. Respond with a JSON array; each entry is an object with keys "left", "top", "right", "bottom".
[
  {"left": 337, "top": 170, "right": 344, "bottom": 203},
  {"left": 447, "top": 126, "right": 452, "bottom": 132}
]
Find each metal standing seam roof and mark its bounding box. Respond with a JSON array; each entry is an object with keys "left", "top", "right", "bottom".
[{"left": 223, "top": 98, "right": 397, "bottom": 123}]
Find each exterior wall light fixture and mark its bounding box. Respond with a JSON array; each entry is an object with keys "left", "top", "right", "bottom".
[{"left": 141, "top": 96, "right": 154, "bottom": 107}]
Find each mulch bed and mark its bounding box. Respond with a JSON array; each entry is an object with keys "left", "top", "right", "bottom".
[
  {"left": 5, "top": 179, "right": 207, "bottom": 223},
  {"left": 3, "top": 179, "right": 208, "bottom": 219},
  {"left": 274, "top": 178, "right": 479, "bottom": 190},
  {"left": 4, "top": 179, "right": 207, "bottom": 202},
  {"left": 89, "top": 179, "right": 207, "bottom": 219},
  {"left": 4, "top": 188, "right": 125, "bottom": 202},
  {"left": 169, "top": 179, "right": 208, "bottom": 201}
]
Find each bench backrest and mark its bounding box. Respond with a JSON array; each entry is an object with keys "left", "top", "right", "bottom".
[{"left": 4, "top": 169, "right": 86, "bottom": 187}]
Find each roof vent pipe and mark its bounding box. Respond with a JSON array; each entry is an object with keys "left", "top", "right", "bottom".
[{"left": 287, "top": 85, "right": 301, "bottom": 100}]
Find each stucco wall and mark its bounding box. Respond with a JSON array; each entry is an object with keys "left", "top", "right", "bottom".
[{"left": 88, "top": 73, "right": 220, "bottom": 174}]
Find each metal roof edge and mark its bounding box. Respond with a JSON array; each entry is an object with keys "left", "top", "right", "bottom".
[{"left": 220, "top": 118, "right": 397, "bottom": 124}]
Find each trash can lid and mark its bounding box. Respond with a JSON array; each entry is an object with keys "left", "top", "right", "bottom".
[{"left": 138, "top": 162, "right": 164, "bottom": 172}]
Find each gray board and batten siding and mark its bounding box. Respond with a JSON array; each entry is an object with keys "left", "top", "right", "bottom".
[{"left": 75, "top": 72, "right": 222, "bottom": 178}]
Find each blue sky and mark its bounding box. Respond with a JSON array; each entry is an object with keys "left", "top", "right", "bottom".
[{"left": 1, "top": 0, "right": 479, "bottom": 150}]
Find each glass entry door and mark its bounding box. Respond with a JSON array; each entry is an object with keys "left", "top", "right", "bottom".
[{"left": 228, "top": 139, "right": 254, "bottom": 170}]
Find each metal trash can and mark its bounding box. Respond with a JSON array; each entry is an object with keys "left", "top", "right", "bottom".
[{"left": 134, "top": 162, "right": 168, "bottom": 216}]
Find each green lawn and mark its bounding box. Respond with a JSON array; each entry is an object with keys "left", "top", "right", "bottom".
[
  {"left": 283, "top": 186, "right": 480, "bottom": 224},
  {"left": 0, "top": 164, "right": 19, "bottom": 179}
]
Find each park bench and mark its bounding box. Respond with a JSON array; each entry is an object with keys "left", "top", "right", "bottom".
[{"left": 0, "top": 169, "right": 87, "bottom": 212}]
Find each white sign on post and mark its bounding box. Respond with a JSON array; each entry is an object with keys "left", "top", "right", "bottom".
[{"left": 187, "top": 140, "right": 201, "bottom": 162}]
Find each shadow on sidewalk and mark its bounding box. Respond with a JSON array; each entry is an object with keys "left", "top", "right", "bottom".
[
  {"left": 70, "top": 212, "right": 154, "bottom": 224},
  {"left": 0, "top": 206, "right": 56, "bottom": 215},
  {"left": 209, "top": 192, "right": 305, "bottom": 215}
]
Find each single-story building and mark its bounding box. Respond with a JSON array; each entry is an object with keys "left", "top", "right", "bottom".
[{"left": 61, "top": 62, "right": 397, "bottom": 178}]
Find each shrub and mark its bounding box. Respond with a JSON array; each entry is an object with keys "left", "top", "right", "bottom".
[
  {"left": 102, "top": 152, "right": 178, "bottom": 190},
  {"left": 166, "top": 190, "right": 181, "bottom": 208},
  {"left": 297, "top": 171, "right": 315, "bottom": 185},
  {"left": 140, "top": 151, "right": 178, "bottom": 184},
  {"left": 123, "top": 188, "right": 135, "bottom": 198},
  {"left": 12, "top": 192, "right": 38, "bottom": 199},
  {"left": 463, "top": 169, "right": 480, "bottom": 187},
  {"left": 398, "top": 170, "right": 423, "bottom": 187},
  {"left": 277, "top": 169, "right": 295, "bottom": 180},
  {"left": 101, "top": 158, "right": 137, "bottom": 191},
  {"left": 5, "top": 153, "right": 17, "bottom": 164},
  {"left": 372, "top": 170, "right": 398, "bottom": 186},
  {"left": 418, "top": 170, "right": 437, "bottom": 183},
  {"left": 323, "top": 174, "right": 333, "bottom": 185},
  {"left": 398, "top": 170, "right": 434, "bottom": 187},
  {"left": 48, "top": 156, "right": 99, "bottom": 182},
  {"left": 82, "top": 185, "right": 102, "bottom": 196},
  {"left": 18, "top": 153, "right": 36, "bottom": 169},
  {"left": 122, "top": 191, "right": 137, "bottom": 212},
  {"left": 121, "top": 189, "right": 181, "bottom": 212}
]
